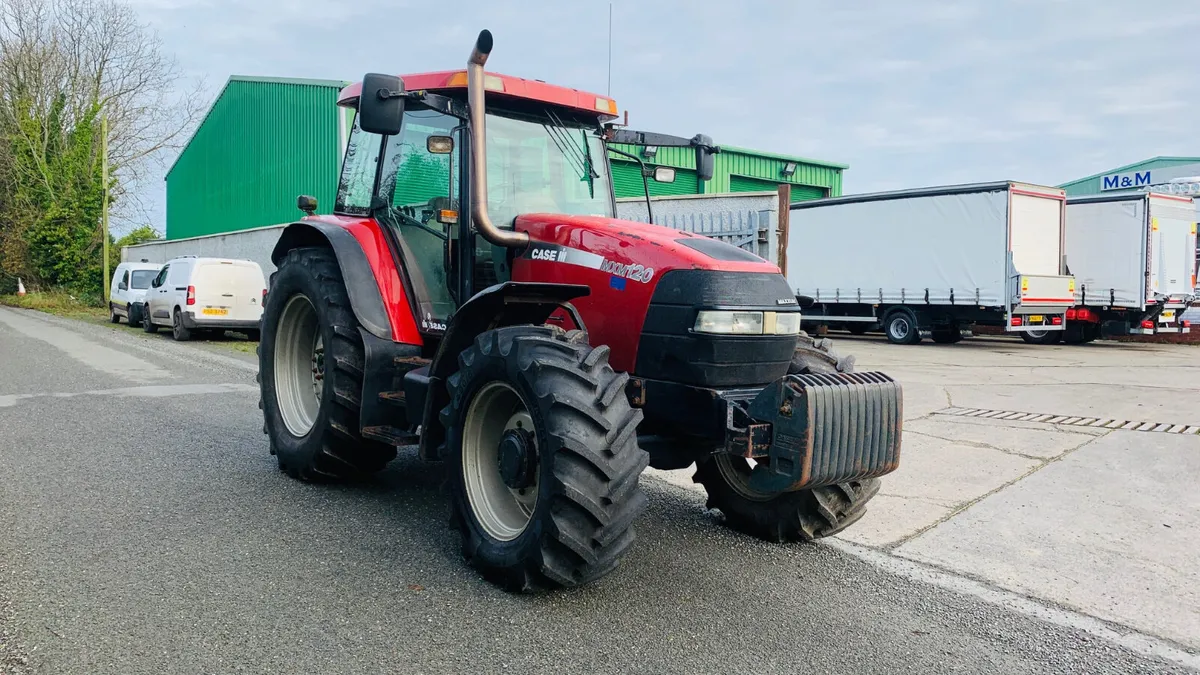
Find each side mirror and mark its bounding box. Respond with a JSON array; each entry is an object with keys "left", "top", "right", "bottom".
[
  {"left": 427, "top": 135, "right": 454, "bottom": 154},
  {"left": 796, "top": 295, "right": 816, "bottom": 309},
  {"left": 693, "top": 134, "right": 716, "bottom": 182},
  {"left": 652, "top": 166, "right": 676, "bottom": 183},
  {"left": 358, "top": 73, "right": 405, "bottom": 135},
  {"left": 297, "top": 195, "right": 318, "bottom": 216},
  {"left": 118, "top": 281, "right": 128, "bottom": 291}
]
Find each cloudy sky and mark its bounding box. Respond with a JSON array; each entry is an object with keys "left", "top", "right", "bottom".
[{"left": 126, "top": 0, "right": 1199, "bottom": 230}]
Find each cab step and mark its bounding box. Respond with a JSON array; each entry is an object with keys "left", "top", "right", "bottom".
[
  {"left": 395, "top": 356, "right": 431, "bottom": 368},
  {"left": 378, "top": 390, "right": 406, "bottom": 405},
  {"left": 361, "top": 425, "right": 417, "bottom": 447}
]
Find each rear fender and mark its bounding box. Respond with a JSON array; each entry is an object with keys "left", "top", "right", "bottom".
[
  {"left": 272, "top": 222, "right": 393, "bottom": 341},
  {"left": 417, "top": 281, "right": 590, "bottom": 460}
]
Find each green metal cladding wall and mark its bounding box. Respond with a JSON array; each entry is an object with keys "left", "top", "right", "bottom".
[
  {"left": 607, "top": 143, "right": 844, "bottom": 201},
  {"left": 165, "top": 78, "right": 345, "bottom": 240},
  {"left": 1059, "top": 157, "right": 1200, "bottom": 196}
]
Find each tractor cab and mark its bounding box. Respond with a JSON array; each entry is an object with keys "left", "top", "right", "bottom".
[{"left": 331, "top": 64, "right": 714, "bottom": 339}]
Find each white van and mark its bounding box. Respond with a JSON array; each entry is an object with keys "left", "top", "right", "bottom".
[
  {"left": 142, "top": 256, "right": 267, "bottom": 341},
  {"left": 108, "top": 261, "right": 163, "bottom": 326}
]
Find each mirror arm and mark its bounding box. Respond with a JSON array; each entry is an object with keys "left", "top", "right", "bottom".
[{"left": 606, "top": 145, "right": 653, "bottom": 224}]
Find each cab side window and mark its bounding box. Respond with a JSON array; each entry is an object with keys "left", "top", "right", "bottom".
[
  {"left": 152, "top": 266, "right": 169, "bottom": 287},
  {"left": 121, "top": 271, "right": 130, "bottom": 288}
]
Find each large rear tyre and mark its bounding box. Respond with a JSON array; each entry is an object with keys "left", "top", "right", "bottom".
[
  {"left": 258, "top": 247, "right": 395, "bottom": 481},
  {"left": 700, "top": 335, "right": 880, "bottom": 541},
  {"left": 443, "top": 325, "right": 648, "bottom": 591},
  {"left": 1021, "top": 329, "right": 1061, "bottom": 345},
  {"left": 883, "top": 309, "right": 921, "bottom": 345}
]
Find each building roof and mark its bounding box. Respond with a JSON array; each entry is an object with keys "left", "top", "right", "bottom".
[
  {"left": 1059, "top": 156, "right": 1200, "bottom": 189},
  {"left": 720, "top": 145, "right": 848, "bottom": 170},
  {"left": 166, "top": 75, "right": 349, "bottom": 178}
]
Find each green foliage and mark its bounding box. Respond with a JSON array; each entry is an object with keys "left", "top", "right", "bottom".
[
  {"left": 114, "top": 225, "right": 161, "bottom": 250},
  {"left": 1, "top": 93, "right": 109, "bottom": 299}
]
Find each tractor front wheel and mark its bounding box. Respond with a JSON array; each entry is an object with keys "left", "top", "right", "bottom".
[
  {"left": 697, "top": 333, "right": 880, "bottom": 541},
  {"left": 258, "top": 247, "right": 395, "bottom": 481},
  {"left": 443, "top": 325, "right": 648, "bottom": 591}
]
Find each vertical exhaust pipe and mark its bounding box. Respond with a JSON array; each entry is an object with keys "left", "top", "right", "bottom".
[{"left": 467, "top": 29, "right": 529, "bottom": 248}]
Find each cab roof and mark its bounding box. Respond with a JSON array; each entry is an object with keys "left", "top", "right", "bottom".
[{"left": 337, "top": 70, "right": 619, "bottom": 121}]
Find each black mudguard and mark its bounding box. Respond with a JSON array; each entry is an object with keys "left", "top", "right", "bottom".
[
  {"left": 272, "top": 222, "right": 393, "bottom": 341},
  {"left": 417, "top": 281, "right": 590, "bottom": 460}
]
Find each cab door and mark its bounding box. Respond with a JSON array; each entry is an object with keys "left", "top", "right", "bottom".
[
  {"left": 148, "top": 265, "right": 170, "bottom": 323},
  {"left": 375, "top": 109, "right": 461, "bottom": 334}
]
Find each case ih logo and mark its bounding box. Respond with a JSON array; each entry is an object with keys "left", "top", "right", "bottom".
[{"left": 1102, "top": 171, "right": 1152, "bottom": 191}]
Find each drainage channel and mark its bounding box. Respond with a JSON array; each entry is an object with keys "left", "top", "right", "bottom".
[{"left": 935, "top": 407, "right": 1200, "bottom": 435}]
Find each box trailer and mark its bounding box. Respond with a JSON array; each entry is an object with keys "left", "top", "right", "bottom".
[
  {"left": 1023, "top": 192, "right": 1197, "bottom": 344},
  {"left": 782, "top": 181, "right": 1076, "bottom": 344}
]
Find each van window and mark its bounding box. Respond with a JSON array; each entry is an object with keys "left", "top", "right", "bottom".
[
  {"left": 130, "top": 270, "right": 157, "bottom": 289},
  {"left": 122, "top": 270, "right": 130, "bottom": 286},
  {"left": 153, "top": 266, "right": 169, "bottom": 287}
]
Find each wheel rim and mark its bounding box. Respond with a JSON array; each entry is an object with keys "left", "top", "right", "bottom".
[
  {"left": 1026, "top": 329, "right": 1049, "bottom": 339},
  {"left": 713, "top": 454, "right": 776, "bottom": 502},
  {"left": 462, "top": 381, "right": 538, "bottom": 541},
  {"left": 274, "top": 294, "right": 323, "bottom": 437},
  {"left": 888, "top": 316, "right": 911, "bottom": 341}
]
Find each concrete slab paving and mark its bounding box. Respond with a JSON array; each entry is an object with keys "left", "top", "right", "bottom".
[
  {"left": 836, "top": 432, "right": 1041, "bottom": 547},
  {"left": 894, "top": 430, "right": 1200, "bottom": 651},
  {"left": 905, "top": 416, "right": 1100, "bottom": 459}
]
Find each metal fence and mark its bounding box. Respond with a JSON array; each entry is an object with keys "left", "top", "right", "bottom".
[{"left": 615, "top": 192, "right": 780, "bottom": 260}]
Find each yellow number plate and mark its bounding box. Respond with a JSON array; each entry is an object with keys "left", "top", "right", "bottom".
[
  {"left": 202, "top": 307, "right": 229, "bottom": 316},
  {"left": 1161, "top": 310, "right": 1175, "bottom": 320},
  {"left": 1028, "top": 315, "right": 1044, "bottom": 323}
]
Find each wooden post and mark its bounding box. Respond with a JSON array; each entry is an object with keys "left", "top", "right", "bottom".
[
  {"left": 776, "top": 183, "right": 790, "bottom": 273},
  {"left": 101, "top": 113, "right": 110, "bottom": 303}
]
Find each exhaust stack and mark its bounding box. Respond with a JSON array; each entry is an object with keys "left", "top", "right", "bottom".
[{"left": 467, "top": 30, "right": 528, "bottom": 248}]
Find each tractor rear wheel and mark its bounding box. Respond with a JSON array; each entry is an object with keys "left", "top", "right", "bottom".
[
  {"left": 697, "top": 335, "right": 881, "bottom": 542},
  {"left": 443, "top": 325, "right": 648, "bottom": 591},
  {"left": 258, "top": 247, "right": 395, "bottom": 481}
]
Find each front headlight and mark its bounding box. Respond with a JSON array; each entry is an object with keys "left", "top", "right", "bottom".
[
  {"left": 774, "top": 312, "right": 802, "bottom": 335},
  {"left": 694, "top": 310, "right": 764, "bottom": 335}
]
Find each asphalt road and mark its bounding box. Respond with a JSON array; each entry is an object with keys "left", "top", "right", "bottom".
[{"left": 0, "top": 306, "right": 1190, "bottom": 674}]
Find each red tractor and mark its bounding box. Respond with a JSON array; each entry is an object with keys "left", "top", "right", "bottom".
[{"left": 258, "top": 30, "right": 902, "bottom": 590}]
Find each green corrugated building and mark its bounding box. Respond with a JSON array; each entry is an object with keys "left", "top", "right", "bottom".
[
  {"left": 165, "top": 77, "right": 846, "bottom": 239},
  {"left": 1060, "top": 156, "right": 1200, "bottom": 196}
]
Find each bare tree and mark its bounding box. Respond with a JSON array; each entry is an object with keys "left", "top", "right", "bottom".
[{"left": 0, "top": 0, "right": 203, "bottom": 228}]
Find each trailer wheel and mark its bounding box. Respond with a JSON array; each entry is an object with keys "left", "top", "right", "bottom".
[
  {"left": 258, "top": 247, "right": 396, "bottom": 481},
  {"left": 1020, "top": 329, "right": 1061, "bottom": 345},
  {"left": 883, "top": 309, "right": 921, "bottom": 345},
  {"left": 443, "top": 325, "right": 648, "bottom": 591},
  {"left": 697, "top": 340, "right": 880, "bottom": 542}
]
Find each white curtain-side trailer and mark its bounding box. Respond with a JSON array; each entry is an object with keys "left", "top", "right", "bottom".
[
  {"left": 783, "top": 181, "right": 1076, "bottom": 345},
  {"left": 1026, "top": 192, "right": 1197, "bottom": 344}
]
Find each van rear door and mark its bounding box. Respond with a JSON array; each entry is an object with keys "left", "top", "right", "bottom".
[{"left": 192, "top": 261, "right": 265, "bottom": 321}]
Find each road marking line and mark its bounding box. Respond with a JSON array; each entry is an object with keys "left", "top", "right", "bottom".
[
  {"left": 826, "top": 539, "right": 1200, "bottom": 671},
  {"left": 934, "top": 408, "right": 1200, "bottom": 437},
  {"left": 0, "top": 307, "right": 171, "bottom": 383},
  {"left": 0, "top": 383, "right": 258, "bottom": 408}
]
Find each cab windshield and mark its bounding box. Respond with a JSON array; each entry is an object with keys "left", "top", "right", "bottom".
[{"left": 485, "top": 111, "right": 613, "bottom": 226}]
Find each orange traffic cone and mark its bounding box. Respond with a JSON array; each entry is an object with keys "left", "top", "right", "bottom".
[{"left": 16, "top": 278, "right": 26, "bottom": 296}]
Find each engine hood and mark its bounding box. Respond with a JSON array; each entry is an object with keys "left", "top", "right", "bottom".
[{"left": 513, "top": 213, "right": 781, "bottom": 276}]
